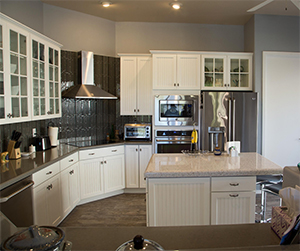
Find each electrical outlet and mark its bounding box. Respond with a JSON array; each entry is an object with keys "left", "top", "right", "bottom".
[{"left": 32, "top": 128, "right": 36, "bottom": 137}]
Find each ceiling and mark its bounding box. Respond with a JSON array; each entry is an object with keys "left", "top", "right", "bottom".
[{"left": 41, "top": 0, "right": 300, "bottom": 25}]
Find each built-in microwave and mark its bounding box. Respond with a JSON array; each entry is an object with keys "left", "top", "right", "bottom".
[{"left": 154, "top": 95, "right": 199, "bottom": 126}]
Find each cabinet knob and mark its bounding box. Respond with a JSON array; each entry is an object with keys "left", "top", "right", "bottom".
[
  {"left": 134, "top": 109, "right": 136, "bottom": 112},
  {"left": 177, "top": 83, "right": 179, "bottom": 86},
  {"left": 69, "top": 159, "right": 74, "bottom": 162},
  {"left": 174, "top": 83, "right": 176, "bottom": 86},
  {"left": 101, "top": 161, "right": 104, "bottom": 164},
  {"left": 104, "top": 160, "right": 107, "bottom": 164},
  {"left": 137, "top": 109, "right": 140, "bottom": 112},
  {"left": 46, "top": 171, "right": 53, "bottom": 175},
  {"left": 140, "top": 148, "right": 142, "bottom": 151}
]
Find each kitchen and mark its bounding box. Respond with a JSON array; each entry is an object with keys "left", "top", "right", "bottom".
[{"left": 0, "top": 0, "right": 300, "bottom": 250}]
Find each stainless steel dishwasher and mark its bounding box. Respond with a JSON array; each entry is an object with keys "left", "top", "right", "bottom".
[{"left": 0, "top": 176, "right": 34, "bottom": 227}]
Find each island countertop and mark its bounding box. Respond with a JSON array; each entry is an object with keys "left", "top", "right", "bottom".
[{"left": 144, "top": 152, "right": 283, "bottom": 178}]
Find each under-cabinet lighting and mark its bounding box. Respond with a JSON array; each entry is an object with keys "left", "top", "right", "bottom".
[
  {"left": 101, "top": 2, "right": 112, "bottom": 7},
  {"left": 170, "top": 2, "right": 182, "bottom": 10}
]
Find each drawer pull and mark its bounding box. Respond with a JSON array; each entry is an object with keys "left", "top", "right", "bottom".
[
  {"left": 229, "top": 183, "right": 239, "bottom": 186},
  {"left": 69, "top": 170, "right": 74, "bottom": 175},
  {"left": 46, "top": 171, "right": 52, "bottom": 175},
  {"left": 104, "top": 160, "right": 107, "bottom": 164},
  {"left": 111, "top": 150, "right": 117, "bottom": 152},
  {"left": 229, "top": 194, "right": 239, "bottom": 197},
  {"left": 69, "top": 159, "right": 74, "bottom": 162},
  {"left": 88, "top": 153, "right": 95, "bottom": 155},
  {"left": 47, "top": 184, "right": 53, "bottom": 190}
]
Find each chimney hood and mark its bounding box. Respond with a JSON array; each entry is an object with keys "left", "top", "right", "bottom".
[{"left": 62, "top": 51, "right": 117, "bottom": 99}]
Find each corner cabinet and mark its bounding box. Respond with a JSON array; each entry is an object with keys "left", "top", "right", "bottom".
[
  {"left": 120, "top": 55, "right": 152, "bottom": 115},
  {"left": 201, "top": 53, "right": 252, "bottom": 91},
  {"left": 0, "top": 13, "right": 62, "bottom": 125},
  {"left": 79, "top": 145, "right": 125, "bottom": 202},
  {"left": 151, "top": 52, "right": 200, "bottom": 90},
  {"left": 125, "top": 144, "right": 152, "bottom": 189}
]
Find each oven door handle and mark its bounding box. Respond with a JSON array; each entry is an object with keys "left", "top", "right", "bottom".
[
  {"left": 0, "top": 181, "right": 34, "bottom": 203},
  {"left": 155, "top": 139, "right": 192, "bottom": 143}
]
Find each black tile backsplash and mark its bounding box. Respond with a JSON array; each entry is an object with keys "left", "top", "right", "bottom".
[{"left": 0, "top": 50, "right": 151, "bottom": 153}]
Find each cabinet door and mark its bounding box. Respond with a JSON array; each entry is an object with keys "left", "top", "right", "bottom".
[
  {"left": 125, "top": 145, "right": 139, "bottom": 188},
  {"left": 120, "top": 57, "right": 137, "bottom": 115},
  {"left": 33, "top": 174, "right": 62, "bottom": 226},
  {"left": 137, "top": 56, "right": 152, "bottom": 115},
  {"left": 228, "top": 55, "right": 252, "bottom": 91},
  {"left": 104, "top": 154, "right": 125, "bottom": 193},
  {"left": 147, "top": 178, "right": 210, "bottom": 226},
  {"left": 0, "top": 22, "right": 6, "bottom": 123},
  {"left": 176, "top": 54, "right": 200, "bottom": 89},
  {"left": 139, "top": 145, "right": 152, "bottom": 188},
  {"left": 60, "top": 162, "right": 80, "bottom": 218},
  {"left": 211, "top": 191, "right": 255, "bottom": 225},
  {"left": 201, "top": 55, "right": 227, "bottom": 90},
  {"left": 152, "top": 54, "right": 176, "bottom": 89},
  {"left": 79, "top": 158, "right": 104, "bottom": 199}
]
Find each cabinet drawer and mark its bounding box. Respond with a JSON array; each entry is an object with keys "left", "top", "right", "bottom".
[
  {"left": 60, "top": 152, "right": 79, "bottom": 171},
  {"left": 211, "top": 176, "right": 256, "bottom": 192},
  {"left": 79, "top": 146, "right": 124, "bottom": 160},
  {"left": 33, "top": 162, "right": 60, "bottom": 187}
]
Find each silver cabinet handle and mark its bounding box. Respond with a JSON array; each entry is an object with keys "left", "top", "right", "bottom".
[
  {"left": 46, "top": 171, "right": 52, "bottom": 175},
  {"left": 229, "top": 194, "right": 239, "bottom": 197},
  {"left": 0, "top": 181, "right": 34, "bottom": 203},
  {"left": 229, "top": 183, "right": 239, "bottom": 186}
]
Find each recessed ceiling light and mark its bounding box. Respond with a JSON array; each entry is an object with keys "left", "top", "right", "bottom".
[
  {"left": 101, "top": 2, "right": 112, "bottom": 7},
  {"left": 170, "top": 2, "right": 182, "bottom": 10}
]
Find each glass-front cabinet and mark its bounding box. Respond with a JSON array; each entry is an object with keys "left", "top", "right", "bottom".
[
  {"left": 0, "top": 13, "right": 61, "bottom": 124},
  {"left": 31, "top": 35, "right": 61, "bottom": 120},
  {"left": 201, "top": 53, "right": 252, "bottom": 91}
]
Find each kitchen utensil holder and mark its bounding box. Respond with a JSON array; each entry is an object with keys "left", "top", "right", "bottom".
[{"left": 7, "top": 140, "right": 21, "bottom": 159}]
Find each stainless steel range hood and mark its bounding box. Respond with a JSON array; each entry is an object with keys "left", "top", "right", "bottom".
[{"left": 62, "top": 51, "right": 117, "bottom": 99}]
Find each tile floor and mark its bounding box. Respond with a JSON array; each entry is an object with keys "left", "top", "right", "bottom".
[{"left": 59, "top": 192, "right": 280, "bottom": 227}]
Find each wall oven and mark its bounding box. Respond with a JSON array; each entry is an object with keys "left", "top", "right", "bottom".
[
  {"left": 154, "top": 130, "right": 194, "bottom": 153},
  {"left": 154, "top": 95, "right": 199, "bottom": 126}
]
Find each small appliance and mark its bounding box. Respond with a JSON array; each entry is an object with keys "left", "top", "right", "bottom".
[
  {"left": 124, "top": 123, "right": 151, "bottom": 140},
  {"left": 48, "top": 126, "right": 59, "bottom": 146},
  {"left": 34, "top": 136, "right": 51, "bottom": 151}
]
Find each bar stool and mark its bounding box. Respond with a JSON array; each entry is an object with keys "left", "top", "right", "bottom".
[
  {"left": 256, "top": 175, "right": 283, "bottom": 222},
  {"left": 262, "top": 182, "right": 283, "bottom": 222}
]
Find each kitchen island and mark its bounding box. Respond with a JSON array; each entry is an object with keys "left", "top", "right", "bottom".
[{"left": 145, "top": 153, "right": 282, "bottom": 227}]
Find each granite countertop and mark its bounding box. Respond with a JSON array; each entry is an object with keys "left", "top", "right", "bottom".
[{"left": 145, "top": 152, "right": 283, "bottom": 178}]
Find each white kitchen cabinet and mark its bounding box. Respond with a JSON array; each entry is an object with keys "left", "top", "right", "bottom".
[
  {"left": 201, "top": 53, "right": 252, "bottom": 91},
  {"left": 60, "top": 152, "right": 80, "bottom": 218},
  {"left": 79, "top": 146, "right": 125, "bottom": 201},
  {"left": 125, "top": 144, "right": 152, "bottom": 189},
  {"left": 152, "top": 52, "right": 200, "bottom": 90},
  {"left": 31, "top": 34, "right": 61, "bottom": 120},
  {"left": 211, "top": 176, "right": 256, "bottom": 225},
  {"left": 104, "top": 154, "right": 125, "bottom": 192},
  {"left": 0, "top": 13, "right": 61, "bottom": 124},
  {"left": 147, "top": 177, "right": 210, "bottom": 226},
  {"left": 32, "top": 162, "right": 62, "bottom": 226},
  {"left": 120, "top": 55, "right": 152, "bottom": 115}
]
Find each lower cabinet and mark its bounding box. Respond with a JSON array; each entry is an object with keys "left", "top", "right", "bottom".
[
  {"left": 147, "top": 178, "right": 210, "bottom": 226},
  {"left": 125, "top": 144, "right": 152, "bottom": 189},
  {"left": 32, "top": 163, "right": 62, "bottom": 226},
  {"left": 79, "top": 146, "right": 125, "bottom": 201},
  {"left": 60, "top": 162, "right": 80, "bottom": 217},
  {"left": 210, "top": 176, "right": 256, "bottom": 225}
]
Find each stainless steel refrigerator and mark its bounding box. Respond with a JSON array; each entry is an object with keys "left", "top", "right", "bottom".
[{"left": 200, "top": 91, "right": 257, "bottom": 152}]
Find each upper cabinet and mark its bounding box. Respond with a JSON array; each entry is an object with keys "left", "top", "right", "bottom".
[
  {"left": 151, "top": 52, "right": 200, "bottom": 90},
  {"left": 120, "top": 55, "right": 152, "bottom": 116},
  {"left": 201, "top": 53, "right": 252, "bottom": 91},
  {"left": 0, "top": 13, "right": 62, "bottom": 125}
]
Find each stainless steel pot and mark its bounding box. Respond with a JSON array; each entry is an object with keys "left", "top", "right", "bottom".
[
  {"left": 2, "top": 225, "right": 72, "bottom": 251},
  {"left": 116, "top": 235, "right": 164, "bottom": 251}
]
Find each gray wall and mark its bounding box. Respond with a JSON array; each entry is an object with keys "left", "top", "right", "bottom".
[
  {"left": 115, "top": 22, "right": 244, "bottom": 53},
  {"left": 248, "top": 14, "right": 300, "bottom": 154}
]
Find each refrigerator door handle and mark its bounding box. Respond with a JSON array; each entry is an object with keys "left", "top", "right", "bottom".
[
  {"left": 233, "top": 98, "right": 236, "bottom": 141},
  {"left": 228, "top": 98, "right": 232, "bottom": 142}
]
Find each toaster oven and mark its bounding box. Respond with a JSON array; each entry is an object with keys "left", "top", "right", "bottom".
[{"left": 124, "top": 123, "right": 151, "bottom": 140}]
